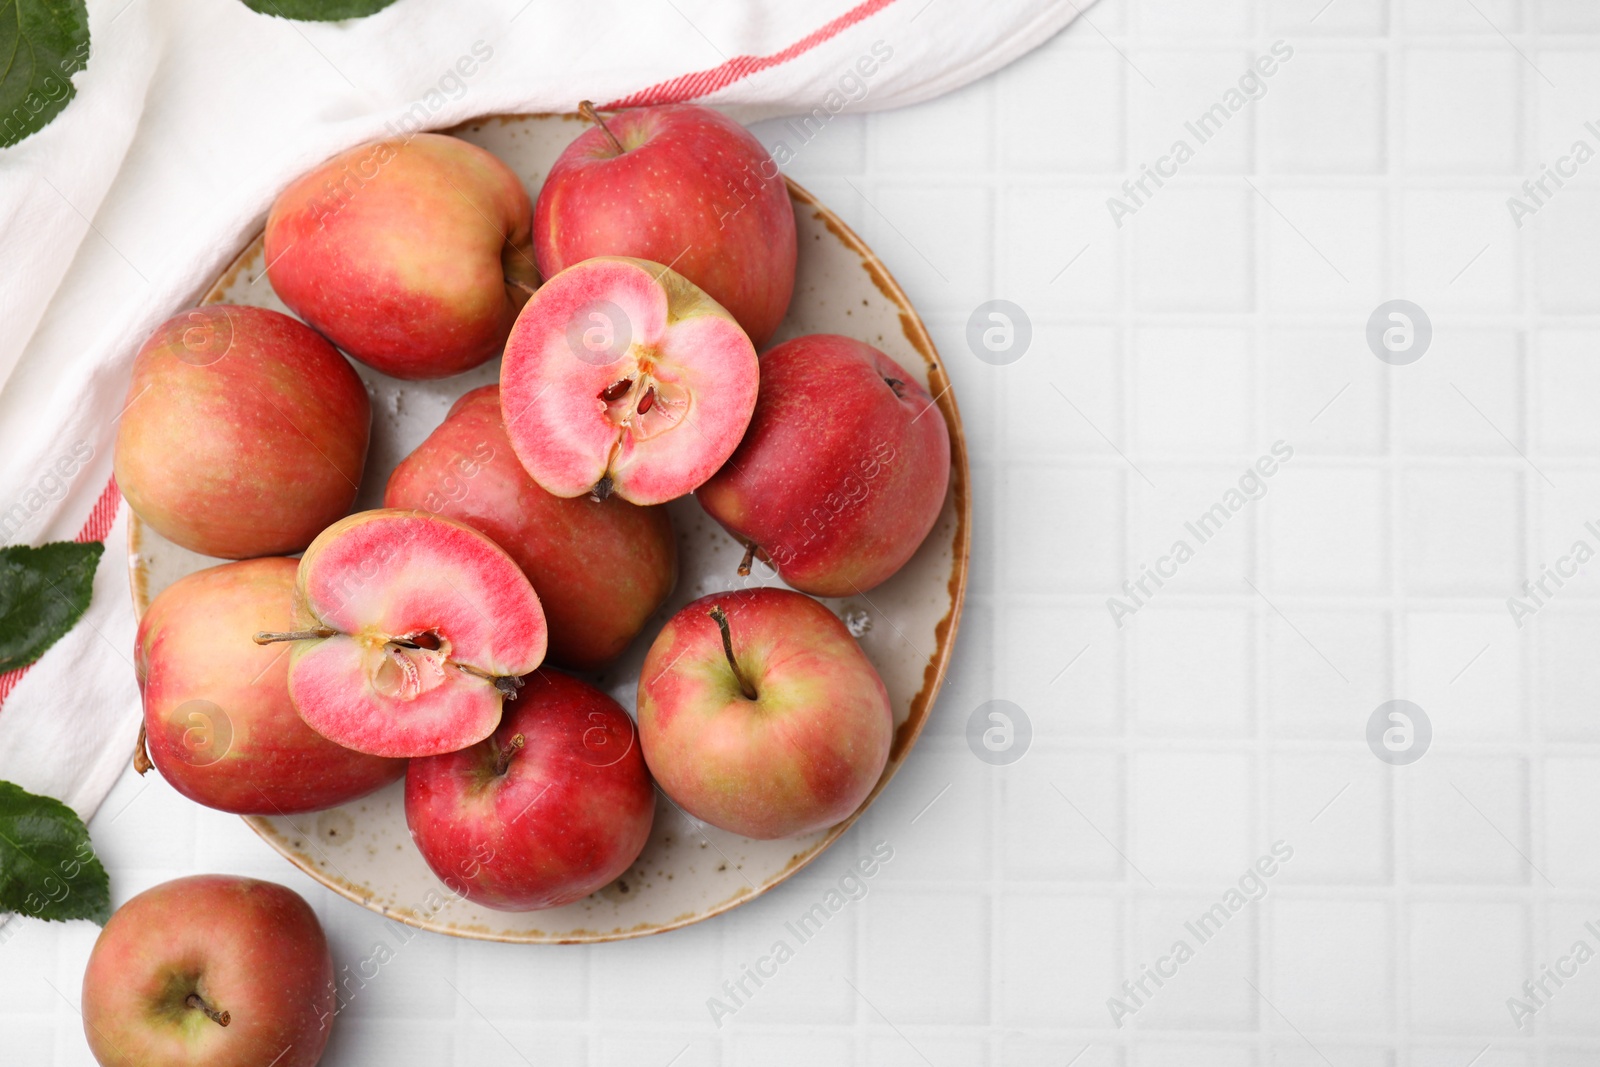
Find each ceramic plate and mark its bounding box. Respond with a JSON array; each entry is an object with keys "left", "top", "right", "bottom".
[{"left": 127, "top": 113, "right": 970, "bottom": 942}]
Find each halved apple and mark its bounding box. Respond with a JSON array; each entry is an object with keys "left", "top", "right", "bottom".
[
  {"left": 257, "top": 510, "right": 547, "bottom": 758},
  {"left": 498, "top": 256, "right": 758, "bottom": 506}
]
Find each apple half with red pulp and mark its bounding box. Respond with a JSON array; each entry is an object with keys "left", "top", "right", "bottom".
[
  {"left": 499, "top": 256, "right": 758, "bottom": 506},
  {"left": 257, "top": 509, "right": 547, "bottom": 758}
]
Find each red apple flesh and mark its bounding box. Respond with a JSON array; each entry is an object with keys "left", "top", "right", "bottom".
[
  {"left": 385, "top": 384, "right": 676, "bottom": 670},
  {"left": 263, "top": 509, "right": 548, "bottom": 758},
  {"left": 81, "top": 875, "right": 334, "bottom": 1067},
  {"left": 405, "top": 669, "right": 655, "bottom": 910},
  {"left": 637, "top": 587, "right": 892, "bottom": 840},
  {"left": 114, "top": 305, "right": 370, "bottom": 559},
  {"left": 535, "top": 103, "right": 796, "bottom": 349},
  {"left": 499, "top": 256, "right": 758, "bottom": 505},
  {"left": 137, "top": 558, "right": 405, "bottom": 814},
  {"left": 265, "top": 133, "right": 539, "bottom": 380},
  {"left": 697, "top": 334, "right": 951, "bottom": 596}
]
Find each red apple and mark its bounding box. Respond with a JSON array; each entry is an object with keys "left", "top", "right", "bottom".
[
  {"left": 636, "top": 588, "right": 891, "bottom": 839},
  {"left": 265, "top": 134, "right": 539, "bottom": 380},
  {"left": 384, "top": 384, "right": 676, "bottom": 670},
  {"left": 137, "top": 558, "right": 405, "bottom": 814},
  {"left": 535, "top": 103, "right": 795, "bottom": 349},
  {"left": 114, "top": 305, "right": 369, "bottom": 559},
  {"left": 697, "top": 334, "right": 951, "bottom": 596},
  {"left": 259, "top": 509, "right": 548, "bottom": 758},
  {"left": 499, "top": 256, "right": 758, "bottom": 505},
  {"left": 405, "top": 669, "right": 655, "bottom": 910},
  {"left": 81, "top": 875, "right": 334, "bottom": 1067}
]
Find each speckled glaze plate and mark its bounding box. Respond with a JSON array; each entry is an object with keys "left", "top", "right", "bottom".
[{"left": 127, "top": 113, "right": 970, "bottom": 943}]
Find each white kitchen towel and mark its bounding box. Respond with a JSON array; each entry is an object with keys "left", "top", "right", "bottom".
[{"left": 0, "top": 0, "right": 1085, "bottom": 820}]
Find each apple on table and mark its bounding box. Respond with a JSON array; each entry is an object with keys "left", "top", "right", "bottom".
[{"left": 81, "top": 875, "right": 335, "bottom": 1067}]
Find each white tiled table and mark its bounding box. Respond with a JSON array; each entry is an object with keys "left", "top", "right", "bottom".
[{"left": 10, "top": 0, "right": 1600, "bottom": 1062}]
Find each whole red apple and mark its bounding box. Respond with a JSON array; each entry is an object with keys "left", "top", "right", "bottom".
[
  {"left": 266, "top": 133, "right": 539, "bottom": 380},
  {"left": 81, "top": 875, "right": 335, "bottom": 1067},
  {"left": 535, "top": 103, "right": 795, "bottom": 349},
  {"left": 385, "top": 384, "right": 676, "bottom": 670},
  {"left": 637, "top": 588, "right": 891, "bottom": 840},
  {"left": 697, "top": 334, "right": 952, "bottom": 596},
  {"left": 136, "top": 557, "right": 405, "bottom": 815},
  {"left": 114, "top": 304, "right": 369, "bottom": 559},
  {"left": 405, "top": 669, "right": 655, "bottom": 910}
]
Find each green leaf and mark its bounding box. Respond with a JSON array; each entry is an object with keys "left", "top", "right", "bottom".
[
  {"left": 0, "top": 0, "right": 92, "bottom": 150},
  {"left": 0, "top": 541, "right": 103, "bottom": 673},
  {"left": 0, "top": 780, "right": 110, "bottom": 924},
  {"left": 237, "top": 0, "right": 402, "bottom": 20}
]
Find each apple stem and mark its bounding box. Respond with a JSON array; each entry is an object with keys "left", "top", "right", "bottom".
[
  {"left": 737, "top": 543, "right": 756, "bottom": 577},
  {"left": 455, "top": 664, "right": 526, "bottom": 702},
  {"left": 708, "top": 605, "right": 758, "bottom": 700},
  {"left": 578, "top": 100, "right": 626, "bottom": 155},
  {"left": 132, "top": 722, "right": 152, "bottom": 776},
  {"left": 493, "top": 733, "right": 526, "bottom": 776},
  {"left": 253, "top": 628, "right": 336, "bottom": 645},
  {"left": 506, "top": 278, "right": 538, "bottom": 297},
  {"left": 185, "top": 993, "right": 230, "bottom": 1028}
]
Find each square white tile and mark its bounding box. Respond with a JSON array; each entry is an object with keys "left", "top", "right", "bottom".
[
  {"left": 1263, "top": 610, "right": 1391, "bottom": 738},
  {"left": 1127, "top": 894, "right": 1259, "bottom": 1030},
  {"left": 1002, "top": 749, "right": 1126, "bottom": 880},
  {"left": 1407, "top": 899, "right": 1528, "bottom": 1031},
  {"left": 1261, "top": 329, "right": 1387, "bottom": 455},
  {"left": 1259, "top": 187, "right": 1387, "bottom": 311},
  {"left": 1258, "top": 49, "right": 1386, "bottom": 174},
  {"left": 1000, "top": 43, "right": 1126, "bottom": 172},
  {"left": 1403, "top": 49, "right": 1523, "bottom": 174},
  {"left": 1268, "top": 754, "right": 1392, "bottom": 886},
  {"left": 857, "top": 889, "right": 990, "bottom": 1025},
  {"left": 1130, "top": 608, "right": 1254, "bottom": 737},
  {"left": 1000, "top": 891, "right": 1120, "bottom": 1026},
  {"left": 1405, "top": 756, "right": 1532, "bottom": 885},
  {"left": 1130, "top": 187, "right": 1256, "bottom": 312},
  {"left": 1400, "top": 466, "right": 1524, "bottom": 595},
  {"left": 1130, "top": 326, "right": 1254, "bottom": 452},
  {"left": 1266, "top": 898, "right": 1393, "bottom": 1031},
  {"left": 1259, "top": 465, "right": 1389, "bottom": 595},
  {"left": 1130, "top": 752, "right": 1256, "bottom": 883}
]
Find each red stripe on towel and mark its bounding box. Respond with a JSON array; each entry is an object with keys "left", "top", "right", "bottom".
[{"left": 602, "top": 0, "right": 901, "bottom": 109}]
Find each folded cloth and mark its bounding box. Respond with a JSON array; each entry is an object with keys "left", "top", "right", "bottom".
[{"left": 0, "top": 0, "right": 1084, "bottom": 820}]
